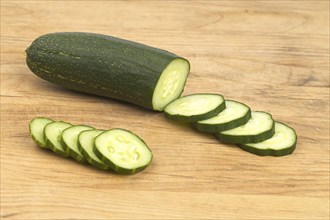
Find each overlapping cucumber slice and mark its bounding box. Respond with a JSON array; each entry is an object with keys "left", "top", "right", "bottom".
[
  {"left": 62, "top": 125, "right": 94, "bottom": 162},
  {"left": 239, "top": 122, "right": 297, "bottom": 156},
  {"left": 78, "top": 129, "right": 111, "bottom": 170},
  {"left": 164, "top": 93, "right": 226, "bottom": 122},
  {"left": 194, "top": 100, "right": 251, "bottom": 133},
  {"left": 29, "top": 117, "right": 53, "bottom": 148},
  {"left": 216, "top": 111, "right": 275, "bottom": 144},
  {"left": 94, "top": 129, "right": 153, "bottom": 174},
  {"left": 44, "top": 121, "right": 72, "bottom": 157}
]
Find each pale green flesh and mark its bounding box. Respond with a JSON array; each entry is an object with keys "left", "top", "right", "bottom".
[
  {"left": 164, "top": 94, "right": 224, "bottom": 116},
  {"left": 198, "top": 100, "right": 249, "bottom": 124},
  {"left": 152, "top": 58, "right": 190, "bottom": 111},
  {"left": 79, "top": 129, "right": 106, "bottom": 164},
  {"left": 44, "top": 122, "right": 72, "bottom": 153},
  {"left": 95, "top": 129, "right": 152, "bottom": 170},
  {"left": 62, "top": 125, "right": 93, "bottom": 156},
  {"left": 29, "top": 118, "right": 53, "bottom": 147},
  {"left": 221, "top": 112, "right": 273, "bottom": 135},
  {"left": 244, "top": 122, "right": 296, "bottom": 150}
]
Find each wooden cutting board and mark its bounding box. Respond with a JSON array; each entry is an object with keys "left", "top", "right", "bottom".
[{"left": 1, "top": 1, "right": 329, "bottom": 219}]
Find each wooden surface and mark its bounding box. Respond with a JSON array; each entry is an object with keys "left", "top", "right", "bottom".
[{"left": 1, "top": 1, "right": 329, "bottom": 219}]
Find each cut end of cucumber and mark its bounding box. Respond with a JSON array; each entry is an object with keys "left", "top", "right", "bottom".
[
  {"left": 152, "top": 58, "right": 190, "bottom": 111},
  {"left": 95, "top": 129, "right": 152, "bottom": 173}
]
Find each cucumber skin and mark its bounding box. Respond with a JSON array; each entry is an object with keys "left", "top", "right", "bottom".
[
  {"left": 193, "top": 108, "right": 252, "bottom": 133},
  {"left": 29, "top": 117, "right": 53, "bottom": 149},
  {"left": 45, "top": 139, "right": 70, "bottom": 157},
  {"left": 239, "top": 122, "right": 298, "bottom": 156},
  {"left": 164, "top": 97, "right": 226, "bottom": 123},
  {"left": 239, "top": 142, "right": 296, "bottom": 156},
  {"left": 62, "top": 139, "right": 87, "bottom": 163},
  {"left": 216, "top": 120, "right": 275, "bottom": 144},
  {"left": 26, "top": 32, "right": 189, "bottom": 111},
  {"left": 44, "top": 121, "right": 72, "bottom": 157},
  {"left": 78, "top": 143, "right": 112, "bottom": 171},
  {"left": 93, "top": 129, "right": 153, "bottom": 175}
]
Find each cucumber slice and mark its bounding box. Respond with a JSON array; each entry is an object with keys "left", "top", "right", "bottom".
[
  {"left": 94, "top": 129, "right": 153, "bottom": 174},
  {"left": 216, "top": 111, "right": 275, "bottom": 144},
  {"left": 78, "top": 129, "right": 111, "bottom": 170},
  {"left": 164, "top": 93, "right": 226, "bottom": 122},
  {"left": 62, "top": 125, "right": 94, "bottom": 163},
  {"left": 29, "top": 117, "right": 53, "bottom": 148},
  {"left": 44, "top": 121, "right": 72, "bottom": 157},
  {"left": 194, "top": 100, "right": 251, "bottom": 133},
  {"left": 240, "top": 122, "right": 297, "bottom": 156}
]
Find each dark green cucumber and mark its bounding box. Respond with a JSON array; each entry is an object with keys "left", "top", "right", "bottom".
[
  {"left": 62, "top": 125, "right": 94, "bottom": 163},
  {"left": 194, "top": 100, "right": 251, "bottom": 133},
  {"left": 164, "top": 93, "right": 226, "bottom": 122},
  {"left": 78, "top": 129, "right": 112, "bottom": 170},
  {"left": 239, "top": 122, "right": 297, "bottom": 156},
  {"left": 94, "top": 129, "right": 152, "bottom": 174},
  {"left": 26, "top": 32, "right": 190, "bottom": 111},
  {"left": 44, "top": 121, "right": 72, "bottom": 157},
  {"left": 216, "top": 111, "right": 275, "bottom": 144},
  {"left": 29, "top": 117, "right": 53, "bottom": 149}
]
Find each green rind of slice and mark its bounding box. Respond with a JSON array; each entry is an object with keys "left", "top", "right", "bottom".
[
  {"left": 193, "top": 100, "right": 251, "bottom": 133},
  {"left": 239, "top": 122, "right": 297, "bottom": 156},
  {"left": 44, "top": 121, "right": 72, "bottom": 157},
  {"left": 94, "top": 129, "right": 153, "bottom": 174},
  {"left": 78, "top": 129, "right": 112, "bottom": 171},
  {"left": 216, "top": 111, "right": 275, "bottom": 144},
  {"left": 62, "top": 125, "right": 94, "bottom": 163},
  {"left": 29, "top": 117, "right": 53, "bottom": 148},
  {"left": 164, "top": 93, "right": 226, "bottom": 122}
]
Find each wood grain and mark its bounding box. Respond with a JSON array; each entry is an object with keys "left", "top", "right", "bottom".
[{"left": 1, "top": 1, "right": 329, "bottom": 219}]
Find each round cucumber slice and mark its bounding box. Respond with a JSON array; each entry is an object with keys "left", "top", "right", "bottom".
[
  {"left": 164, "top": 93, "right": 226, "bottom": 122},
  {"left": 78, "top": 129, "right": 112, "bottom": 170},
  {"left": 194, "top": 100, "right": 251, "bottom": 133},
  {"left": 94, "top": 129, "right": 153, "bottom": 174},
  {"left": 216, "top": 111, "right": 275, "bottom": 144},
  {"left": 29, "top": 117, "right": 53, "bottom": 149},
  {"left": 44, "top": 121, "right": 72, "bottom": 157},
  {"left": 62, "top": 125, "right": 94, "bottom": 163},
  {"left": 239, "top": 122, "right": 297, "bottom": 156}
]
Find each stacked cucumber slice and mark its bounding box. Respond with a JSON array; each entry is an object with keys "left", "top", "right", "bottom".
[
  {"left": 164, "top": 93, "right": 297, "bottom": 156},
  {"left": 29, "top": 118, "right": 152, "bottom": 174}
]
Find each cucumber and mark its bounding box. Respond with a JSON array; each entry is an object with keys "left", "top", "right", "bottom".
[
  {"left": 216, "top": 111, "right": 275, "bottom": 144},
  {"left": 29, "top": 117, "right": 53, "bottom": 148},
  {"left": 44, "top": 121, "right": 72, "bottom": 157},
  {"left": 240, "top": 122, "right": 297, "bottom": 156},
  {"left": 78, "top": 129, "right": 112, "bottom": 170},
  {"left": 25, "top": 32, "right": 190, "bottom": 111},
  {"left": 193, "top": 100, "right": 251, "bottom": 133},
  {"left": 164, "top": 93, "right": 226, "bottom": 122},
  {"left": 94, "top": 129, "right": 152, "bottom": 174},
  {"left": 62, "top": 125, "right": 94, "bottom": 162}
]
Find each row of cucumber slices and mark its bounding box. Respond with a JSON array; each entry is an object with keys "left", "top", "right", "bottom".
[
  {"left": 163, "top": 93, "right": 297, "bottom": 156},
  {"left": 29, "top": 118, "right": 153, "bottom": 174}
]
